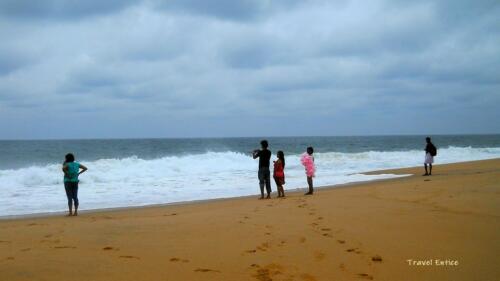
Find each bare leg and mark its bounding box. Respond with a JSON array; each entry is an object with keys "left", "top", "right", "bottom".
[
  {"left": 305, "top": 177, "right": 313, "bottom": 195},
  {"left": 277, "top": 185, "right": 283, "bottom": 197},
  {"left": 259, "top": 183, "right": 265, "bottom": 199},
  {"left": 423, "top": 164, "right": 429, "bottom": 176},
  {"left": 265, "top": 177, "right": 271, "bottom": 199},
  {"left": 429, "top": 164, "right": 432, "bottom": 175}
]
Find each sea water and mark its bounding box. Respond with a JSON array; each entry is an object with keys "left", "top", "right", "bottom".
[{"left": 1, "top": 135, "right": 499, "bottom": 216}]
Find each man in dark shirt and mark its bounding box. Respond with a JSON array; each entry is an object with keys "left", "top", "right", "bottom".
[
  {"left": 253, "top": 140, "right": 272, "bottom": 199},
  {"left": 424, "top": 137, "right": 437, "bottom": 176}
]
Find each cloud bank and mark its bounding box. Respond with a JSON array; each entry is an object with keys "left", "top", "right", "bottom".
[{"left": 0, "top": 0, "right": 499, "bottom": 138}]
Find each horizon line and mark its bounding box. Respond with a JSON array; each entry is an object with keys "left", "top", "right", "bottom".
[{"left": 1, "top": 133, "right": 500, "bottom": 141}]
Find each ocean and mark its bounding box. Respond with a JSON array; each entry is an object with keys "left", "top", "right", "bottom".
[{"left": 1, "top": 135, "right": 499, "bottom": 217}]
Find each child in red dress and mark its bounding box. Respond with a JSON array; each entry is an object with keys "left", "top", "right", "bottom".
[{"left": 273, "top": 151, "right": 286, "bottom": 198}]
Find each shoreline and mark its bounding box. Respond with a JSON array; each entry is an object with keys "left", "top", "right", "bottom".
[
  {"left": 0, "top": 178, "right": 406, "bottom": 221},
  {"left": 2, "top": 158, "right": 497, "bottom": 220},
  {"left": 1, "top": 174, "right": 413, "bottom": 221},
  {"left": 1, "top": 158, "right": 499, "bottom": 280}
]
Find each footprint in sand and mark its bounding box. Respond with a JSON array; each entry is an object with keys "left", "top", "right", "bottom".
[
  {"left": 163, "top": 213, "right": 178, "bottom": 217},
  {"left": 256, "top": 242, "right": 270, "bottom": 252},
  {"left": 20, "top": 248, "right": 31, "bottom": 252},
  {"left": 372, "top": 255, "right": 383, "bottom": 262},
  {"left": 119, "top": 255, "right": 140, "bottom": 259},
  {"left": 299, "top": 237, "right": 307, "bottom": 243},
  {"left": 6, "top": 257, "right": 15, "bottom": 260},
  {"left": 170, "top": 257, "right": 189, "bottom": 263},
  {"left": 264, "top": 232, "right": 272, "bottom": 236},
  {"left": 0, "top": 240, "right": 11, "bottom": 244},
  {"left": 347, "top": 248, "right": 362, "bottom": 254},
  {"left": 320, "top": 227, "right": 333, "bottom": 237},
  {"left": 53, "top": 246, "right": 76, "bottom": 249},
  {"left": 337, "top": 240, "right": 346, "bottom": 244},
  {"left": 317, "top": 217, "right": 323, "bottom": 220},
  {"left": 357, "top": 273, "right": 374, "bottom": 280},
  {"left": 194, "top": 268, "right": 220, "bottom": 273},
  {"left": 102, "top": 246, "right": 119, "bottom": 251},
  {"left": 252, "top": 263, "right": 284, "bottom": 281},
  {"left": 245, "top": 249, "right": 257, "bottom": 254}
]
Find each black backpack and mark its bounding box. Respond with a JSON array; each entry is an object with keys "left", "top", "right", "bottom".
[{"left": 430, "top": 144, "right": 437, "bottom": 157}]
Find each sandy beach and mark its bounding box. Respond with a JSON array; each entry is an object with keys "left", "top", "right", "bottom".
[{"left": 1, "top": 159, "right": 499, "bottom": 281}]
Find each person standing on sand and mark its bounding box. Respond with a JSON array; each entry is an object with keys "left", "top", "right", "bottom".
[
  {"left": 62, "top": 153, "right": 87, "bottom": 216},
  {"left": 423, "top": 137, "right": 437, "bottom": 176},
  {"left": 253, "top": 140, "right": 272, "bottom": 199},
  {"left": 273, "top": 151, "right": 286, "bottom": 198},
  {"left": 301, "top": 147, "right": 315, "bottom": 195}
]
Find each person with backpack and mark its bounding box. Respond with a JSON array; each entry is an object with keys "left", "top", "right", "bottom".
[{"left": 423, "top": 137, "right": 437, "bottom": 176}]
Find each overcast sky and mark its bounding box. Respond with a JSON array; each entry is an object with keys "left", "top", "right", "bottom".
[{"left": 0, "top": 0, "right": 499, "bottom": 139}]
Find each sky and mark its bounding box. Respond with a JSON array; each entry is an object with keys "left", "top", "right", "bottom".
[{"left": 0, "top": 0, "right": 499, "bottom": 139}]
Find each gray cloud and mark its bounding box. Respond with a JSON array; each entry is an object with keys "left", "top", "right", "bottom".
[
  {"left": 151, "top": 0, "right": 303, "bottom": 21},
  {"left": 0, "top": 0, "right": 137, "bottom": 20},
  {"left": 0, "top": 0, "right": 499, "bottom": 139}
]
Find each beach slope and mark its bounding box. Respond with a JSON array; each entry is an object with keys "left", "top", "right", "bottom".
[{"left": 1, "top": 159, "right": 499, "bottom": 281}]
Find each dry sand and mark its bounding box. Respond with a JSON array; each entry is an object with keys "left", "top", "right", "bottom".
[{"left": 1, "top": 159, "right": 499, "bottom": 281}]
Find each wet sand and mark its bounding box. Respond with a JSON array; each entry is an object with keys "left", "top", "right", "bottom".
[{"left": 1, "top": 159, "right": 499, "bottom": 281}]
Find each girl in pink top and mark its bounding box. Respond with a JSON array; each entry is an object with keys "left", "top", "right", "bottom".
[{"left": 300, "top": 146, "right": 315, "bottom": 195}]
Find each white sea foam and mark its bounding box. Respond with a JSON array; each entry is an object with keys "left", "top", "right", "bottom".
[{"left": 0, "top": 146, "right": 499, "bottom": 216}]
